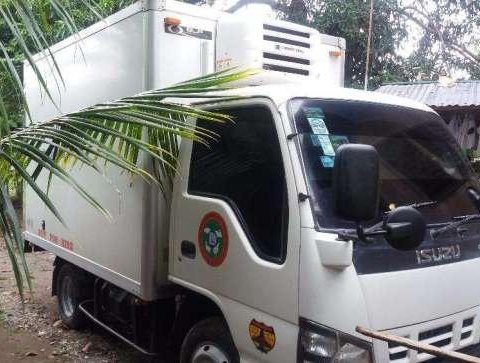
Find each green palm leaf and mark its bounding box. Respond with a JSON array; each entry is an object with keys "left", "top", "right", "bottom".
[
  {"left": 0, "top": 68, "right": 254, "bottom": 297},
  {"left": 0, "top": 1, "right": 254, "bottom": 299}
]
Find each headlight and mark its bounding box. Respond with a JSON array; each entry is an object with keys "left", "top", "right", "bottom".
[{"left": 298, "top": 319, "right": 373, "bottom": 363}]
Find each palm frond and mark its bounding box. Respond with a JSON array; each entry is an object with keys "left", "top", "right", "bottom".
[
  {"left": 0, "top": 182, "right": 31, "bottom": 297},
  {"left": 0, "top": 69, "right": 255, "bottom": 296},
  {"left": 0, "top": 0, "right": 136, "bottom": 297}
]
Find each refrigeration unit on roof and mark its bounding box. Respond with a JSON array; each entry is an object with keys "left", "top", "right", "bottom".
[{"left": 215, "top": 17, "right": 346, "bottom": 87}]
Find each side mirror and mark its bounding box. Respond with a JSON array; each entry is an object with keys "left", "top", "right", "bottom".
[
  {"left": 333, "top": 144, "right": 426, "bottom": 250},
  {"left": 333, "top": 144, "right": 379, "bottom": 222}
]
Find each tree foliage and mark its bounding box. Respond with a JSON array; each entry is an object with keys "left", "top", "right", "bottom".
[
  {"left": 29, "top": 0, "right": 136, "bottom": 43},
  {"left": 276, "top": 0, "right": 480, "bottom": 88},
  {"left": 277, "top": 0, "right": 408, "bottom": 89},
  {"left": 396, "top": 0, "right": 480, "bottom": 79}
]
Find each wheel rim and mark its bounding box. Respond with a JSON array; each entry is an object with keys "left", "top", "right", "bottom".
[
  {"left": 191, "top": 343, "right": 229, "bottom": 363},
  {"left": 60, "top": 275, "right": 75, "bottom": 317}
]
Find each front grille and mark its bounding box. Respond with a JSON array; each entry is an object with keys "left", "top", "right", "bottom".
[
  {"left": 387, "top": 324, "right": 454, "bottom": 362},
  {"left": 460, "top": 317, "right": 475, "bottom": 345},
  {"left": 416, "top": 324, "right": 454, "bottom": 362},
  {"left": 419, "top": 324, "right": 453, "bottom": 347},
  {"left": 458, "top": 341, "right": 480, "bottom": 356},
  {"left": 384, "top": 307, "right": 480, "bottom": 363},
  {"left": 388, "top": 339, "right": 409, "bottom": 361},
  {"left": 425, "top": 341, "right": 480, "bottom": 362}
]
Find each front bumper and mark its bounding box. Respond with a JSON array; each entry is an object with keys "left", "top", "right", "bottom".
[
  {"left": 426, "top": 342, "right": 480, "bottom": 362},
  {"left": 456, "top": 342, "right": 480, "bottom": 357},
  {"left": 374, "top": 305, "right": 480, "bottom": 363}
]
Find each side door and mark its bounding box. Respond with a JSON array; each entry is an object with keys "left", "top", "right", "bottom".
[{"left": 170, "top": 98, "right": 300, "bottom": 362}]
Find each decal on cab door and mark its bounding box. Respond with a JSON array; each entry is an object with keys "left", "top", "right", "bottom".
[{"left": 198, "top": 211, "right": 229, "bottom": 267}]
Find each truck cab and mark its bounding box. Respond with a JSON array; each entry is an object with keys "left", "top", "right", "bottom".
[{"left": 167, "top": 83, "right": 480, "bottom": 362}]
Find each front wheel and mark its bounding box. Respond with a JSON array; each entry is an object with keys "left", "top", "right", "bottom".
[{"left": 180, "top": 317, "right": 239, "bottom": 363}]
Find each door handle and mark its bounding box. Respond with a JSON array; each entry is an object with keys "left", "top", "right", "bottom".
[{"left": 181, "top": 240, "right": 196, "bottom": 259}]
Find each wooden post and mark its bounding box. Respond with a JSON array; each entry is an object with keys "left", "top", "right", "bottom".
[
  {"left": 364, "top": 0, "right": 374, "bottom": 91},
  {"left": 356, "top": 326, "right": 480, "bottom": 363}
]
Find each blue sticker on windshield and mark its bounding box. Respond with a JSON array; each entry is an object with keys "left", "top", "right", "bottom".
[
  {"left": 317, "top": 135, "right": 335, "bottom": 156},
  {"left": 311, "top": 135, "right": 346, "bottom": 156},
  {"left": 308, "top": 117, "right": 329, "bottom": 135},
  {"left": 320, "top": 155, "right": 335, "bottom": 168}
]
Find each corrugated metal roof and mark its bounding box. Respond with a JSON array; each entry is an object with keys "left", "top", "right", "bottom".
[{"left": 376, "top": 80, "right": 480, "bottom": 108}]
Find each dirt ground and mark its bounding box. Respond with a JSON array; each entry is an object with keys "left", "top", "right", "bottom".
[{"left": 0, "top": 246, "right": 140, "bottom": 362}]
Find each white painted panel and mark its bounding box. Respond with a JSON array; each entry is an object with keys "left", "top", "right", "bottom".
[
  {"left": 299, "top": 228, "right": 371, "bottom": 339},
  {"left": 360, "top": 258, "right": 480, "bottom": 330},
  {"left": 170, "top": 98, "right": 300, "bottom": 361},
  {"left": 23, "top": 8, "right": 169, "bottom": 300},
  {"left": 150, "top": 10, "right": 216, "bottom": 89},
  {"left": 24, "top": 11, "right": 146, "bottom": 123}
]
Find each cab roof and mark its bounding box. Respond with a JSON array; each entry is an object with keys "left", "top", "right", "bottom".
[{"left": 194, "top": 79, "right": 435, "bottom": 113}]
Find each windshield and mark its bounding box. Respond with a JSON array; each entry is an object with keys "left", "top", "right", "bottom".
[{"left": 290, "top": 98, "right": 480, "bottom": 273}]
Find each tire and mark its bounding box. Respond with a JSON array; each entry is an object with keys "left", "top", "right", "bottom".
[
  {"left": 23, "top": 241, "right": 33, "bottom": 253},
  {"left": 56, "top": 263, "right": 90, "bottom": 329},
  {"left": 180, "top": 317, "right": 239, "bottom": 363}
]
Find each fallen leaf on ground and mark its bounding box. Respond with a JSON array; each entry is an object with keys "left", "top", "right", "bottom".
[{"left": 82, "top": 342, "right": 92, "bottom": 353}]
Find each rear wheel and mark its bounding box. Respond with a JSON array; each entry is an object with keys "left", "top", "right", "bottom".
[
  {"left": 56, "top": 263, "right": 90, "bottom": 329},
  {"left": 180, "top": 317, "right": 239, "bottom": 363}
]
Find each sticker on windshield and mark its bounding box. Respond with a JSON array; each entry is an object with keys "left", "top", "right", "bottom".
[
  {"left": 307, "top": 117, "right": 329, "bottom": 135},
  {"left": 310, "top": 135, "right": 320, "bottom": 146},
  {"left": 304, "top": 106, "right": 324, "bottom": 118},
  {"left": 317, "top": 135, "right": 335, "bottom": 155},
  {"left": 320, "top": 155, "right": 335, "bottom": 168}
]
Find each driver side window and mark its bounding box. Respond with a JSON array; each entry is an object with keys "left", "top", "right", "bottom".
[{"left": 188, "top": 104, "right": 288, "bottom": 263}]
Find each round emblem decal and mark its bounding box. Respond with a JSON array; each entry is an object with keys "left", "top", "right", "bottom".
[{"left": 198, "top": 212, "right": 229, "bottom": 267}]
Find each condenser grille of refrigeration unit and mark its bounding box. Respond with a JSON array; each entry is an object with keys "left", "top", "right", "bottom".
[{"left": 262, "top": 23, "right": 312, "bottom": 76}]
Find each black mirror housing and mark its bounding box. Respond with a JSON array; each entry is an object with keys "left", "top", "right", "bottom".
[
  {"left": 333, "top": 144, "right": 379, "bottom": 222},
  {"left": 384, "top": 206, "right": 426, "bottom": 250}
]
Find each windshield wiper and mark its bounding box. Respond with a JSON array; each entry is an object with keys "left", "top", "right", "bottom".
[
  {"left": 429, "top": 187, "right": 480, "bottom": 238},
  {"left": 430, "top": 214, "right": 480, "bottom": 239},
  {"left": 407, "top": 200, "right": 437, "bottom": 209},
  {"left": 365, "top": 201, "right": 437, "bottom": 231}
]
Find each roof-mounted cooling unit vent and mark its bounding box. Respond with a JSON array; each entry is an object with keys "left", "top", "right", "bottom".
[
  {"left": 215, "top": 17, "right": 345, "bottom": 86},
  {"left": 262, "top": 23, "right": 312, "bottom": 76}
]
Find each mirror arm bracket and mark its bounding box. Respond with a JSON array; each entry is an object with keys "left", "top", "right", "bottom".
[
  {"left": 335, "top": 224, "right": 372, "bottom": 244},
  {"left": 336, "top": 224, "right": 390, "bottom": 244},
  {"left": 356, "top": 223, "right": 367, "bottom": 241},
  {"left": 355, "top": 223, "right": 388, "bottom": 244}
]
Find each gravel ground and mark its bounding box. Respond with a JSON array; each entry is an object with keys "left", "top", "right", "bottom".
[{"left": 0, "top": 247, "right": 139, "bottom": 362}]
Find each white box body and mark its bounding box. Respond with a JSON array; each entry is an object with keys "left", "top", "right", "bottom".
[{"left": 23, "top": 0, "right": 345, "bottom": 300}]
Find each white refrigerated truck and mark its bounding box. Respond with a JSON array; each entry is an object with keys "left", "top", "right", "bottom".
[{"left": 23, "top": 1, "right": 480, "bottom": 362}]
